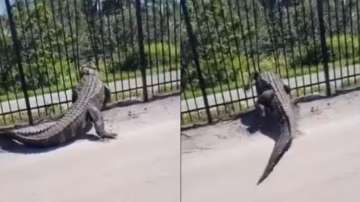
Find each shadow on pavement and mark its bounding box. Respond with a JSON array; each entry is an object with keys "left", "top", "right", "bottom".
[
  {"left": 239, "top": 109, "right": 282, "bottom": 142},
  {"left": 0, "top": 133, "right": 104, "bottom": 154}
]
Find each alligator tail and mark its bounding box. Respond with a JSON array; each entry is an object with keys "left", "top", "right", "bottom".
[
  {"left": 0, "top": 129, "right": 12, "bottom": 136},
  {"left": 257, "top": 122, "right": 292, "bottom": 185},
  {"left": 0, "top": 130, "right": 19, "bottom": 144}
]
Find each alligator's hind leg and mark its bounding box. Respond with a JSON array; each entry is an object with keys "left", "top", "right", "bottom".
[
  {"left": 104, "top": 86, "right": 112, "bottom": 106},
  {"left": 87, "top": 105, "right": 117, "bottom": 139},
  {"left": 255, "top": 102, "right": 266, "bottom": 117},
  {"left": 72, "top": 89, "right": 78, "bottom": 103},
  {"left": 256, "top": 89, "right": 275, "bottom": 117},
  {"left": 248, "top": 89, "right": 275, "bottom": 132}
]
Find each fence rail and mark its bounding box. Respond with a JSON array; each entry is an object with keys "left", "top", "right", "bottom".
[
  {"left": 181, "top": 0, "right": 360, "bottom": 127},
  {"left": 0, "top": 0, "right": 180, "bottom": 126}
]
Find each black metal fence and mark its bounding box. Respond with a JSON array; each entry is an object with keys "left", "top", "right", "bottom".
[
  {"left": 181, "top": 0, "right": 360, "bottom": 127},
  {"left": 0, "top": 0, "right": 180, "bottom": 125}
]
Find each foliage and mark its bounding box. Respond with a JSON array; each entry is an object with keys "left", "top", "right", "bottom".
[
  {"left": 109, "top": 42, "right": 179, "bottom": 72},
  {"left": 291, "top": 34, "right": 360, "bottom": 67}
]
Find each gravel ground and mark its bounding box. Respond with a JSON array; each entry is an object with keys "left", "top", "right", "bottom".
[
  {"left": 182, "top": 90, "right": 360, "bottom": 202},
  {"left": 0, "top": 96, "right": 180, "bottom": 202}
]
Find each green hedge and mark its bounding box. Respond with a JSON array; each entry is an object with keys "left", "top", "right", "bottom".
[
  {"left": 291, "top": 34, "right": 360, "bottom": 67},
  {"left": 109, "top": 42, "right": 180, "bottom": 72}
]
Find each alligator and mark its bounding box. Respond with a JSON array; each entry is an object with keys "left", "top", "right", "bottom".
[
  {"left": 0, "top": 63, "right": 117, "bottom": 147},
  {"left": 249, "top": 71, "right": 296, "bottom": 185}
]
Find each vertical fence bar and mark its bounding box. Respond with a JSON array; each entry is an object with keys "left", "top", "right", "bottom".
[
  {"left": 180, "top": 0, "right": 212, "bottom": 123},
  {"left": 317, "top": 0, "right": 331, "bottom": 96},
  {"left": 135, "top": 0, "right": 148, "bottom": 102},
  {"left": 5, "top": 0, "right": 33, "bottom": 124}
]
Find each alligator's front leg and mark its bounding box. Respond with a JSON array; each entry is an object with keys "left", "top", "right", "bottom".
[
  {"left": 72, "top": 88, "right": 78, "bottom": 103},
  {"left": 284, "top": 84, "right": 291, "bottom": 95},
  {"left": 87, "top": 105, "right": 117, "bottom": 139},
  {"left": 256, "top": 89, "right": 275, "bottom": 117},
  {"left": 103, "top": 85, "right": 112, "bottom": 108},
  {"left": 256, "top": 102, "right": 266, "bottom": 117}
]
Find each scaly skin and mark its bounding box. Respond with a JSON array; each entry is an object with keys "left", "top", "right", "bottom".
[
  {"left": 1, "top": 65, "right": 117, "bottom": 147},
  {"left": 253, "top": 71, "right": 296, "bottom": 185}
]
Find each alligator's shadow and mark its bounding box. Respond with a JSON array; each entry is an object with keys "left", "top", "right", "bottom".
[
  {"left": 239, "top": 109, "right": 282, "bottom": 142},
  {"left": 0, "top": 133, "right": 103, "bottom": 154}
]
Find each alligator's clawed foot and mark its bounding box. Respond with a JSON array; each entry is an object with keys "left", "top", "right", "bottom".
[
  {"left": 101, "top": 133, "right": 118, "bottom": 139},
  {"left": 247, "top": 126, "right": 258, "bottom": 134}
]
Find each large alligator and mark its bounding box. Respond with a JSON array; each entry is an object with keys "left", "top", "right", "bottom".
[
  {"left": 0, "top": 63, "right": 117, "bottom": 147},
  {"left": 250, "top": 71, "right": 296, "bottom": 185}
]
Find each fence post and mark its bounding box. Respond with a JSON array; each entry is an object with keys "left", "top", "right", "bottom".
[
  {"left": 5, "top": 0, "right": 34, "bottom": 124},
  {"left": 135, "top": 0, "right": 148, "bottom": 102},
  {"left": 180, "top": 0, "right": 212, "bottom": 123},
  {"left": 317, "top": 0, "right": 331, "bottom": 97}
]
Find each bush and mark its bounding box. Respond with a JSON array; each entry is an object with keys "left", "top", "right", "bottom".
[
  {"left": 109, "top": 42, "right": 180, "bottom": 73},
  {"left": 291, "top": 43, "right": 322, "bottom": 67},
  {"left": 24, "top": 60, "right": 77, "bottom": 91},
  {"left": 117, "top": 51, "right": 142, "bottom": 72},
  {"left": 291, "top": 34, "right": 360, "bottom": 67},
  {"left": 189, "top": 55, "right": 250, "bottom": 89}
]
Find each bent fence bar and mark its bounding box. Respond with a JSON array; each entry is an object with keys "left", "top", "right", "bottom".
[
  {"left": 181, "top": 0, "right": 360, "bottom": 127},
  {"left": 0, "top": 0, "right": 180, "bottom": 125}
]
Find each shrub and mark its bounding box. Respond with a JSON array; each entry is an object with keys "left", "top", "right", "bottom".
[
  {"left": 24, "top": 59, "right": 77, "bottom": 91},
  {"left": 291, "top": 43, "right": 322, "bottom": 67},
  {"left": 108, "top": 42, "right": 180, "bottom": 73},
  {"left": 291, "top": 34, "right": 360, "bottom": 67}
]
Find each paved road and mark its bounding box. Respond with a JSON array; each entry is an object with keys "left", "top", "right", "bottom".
[
  {"left": 0, "top": 70, "right": 180, "bottom": 115},
  {"left": 181, "top": 64, "right": 360, "bottom": 112}
]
